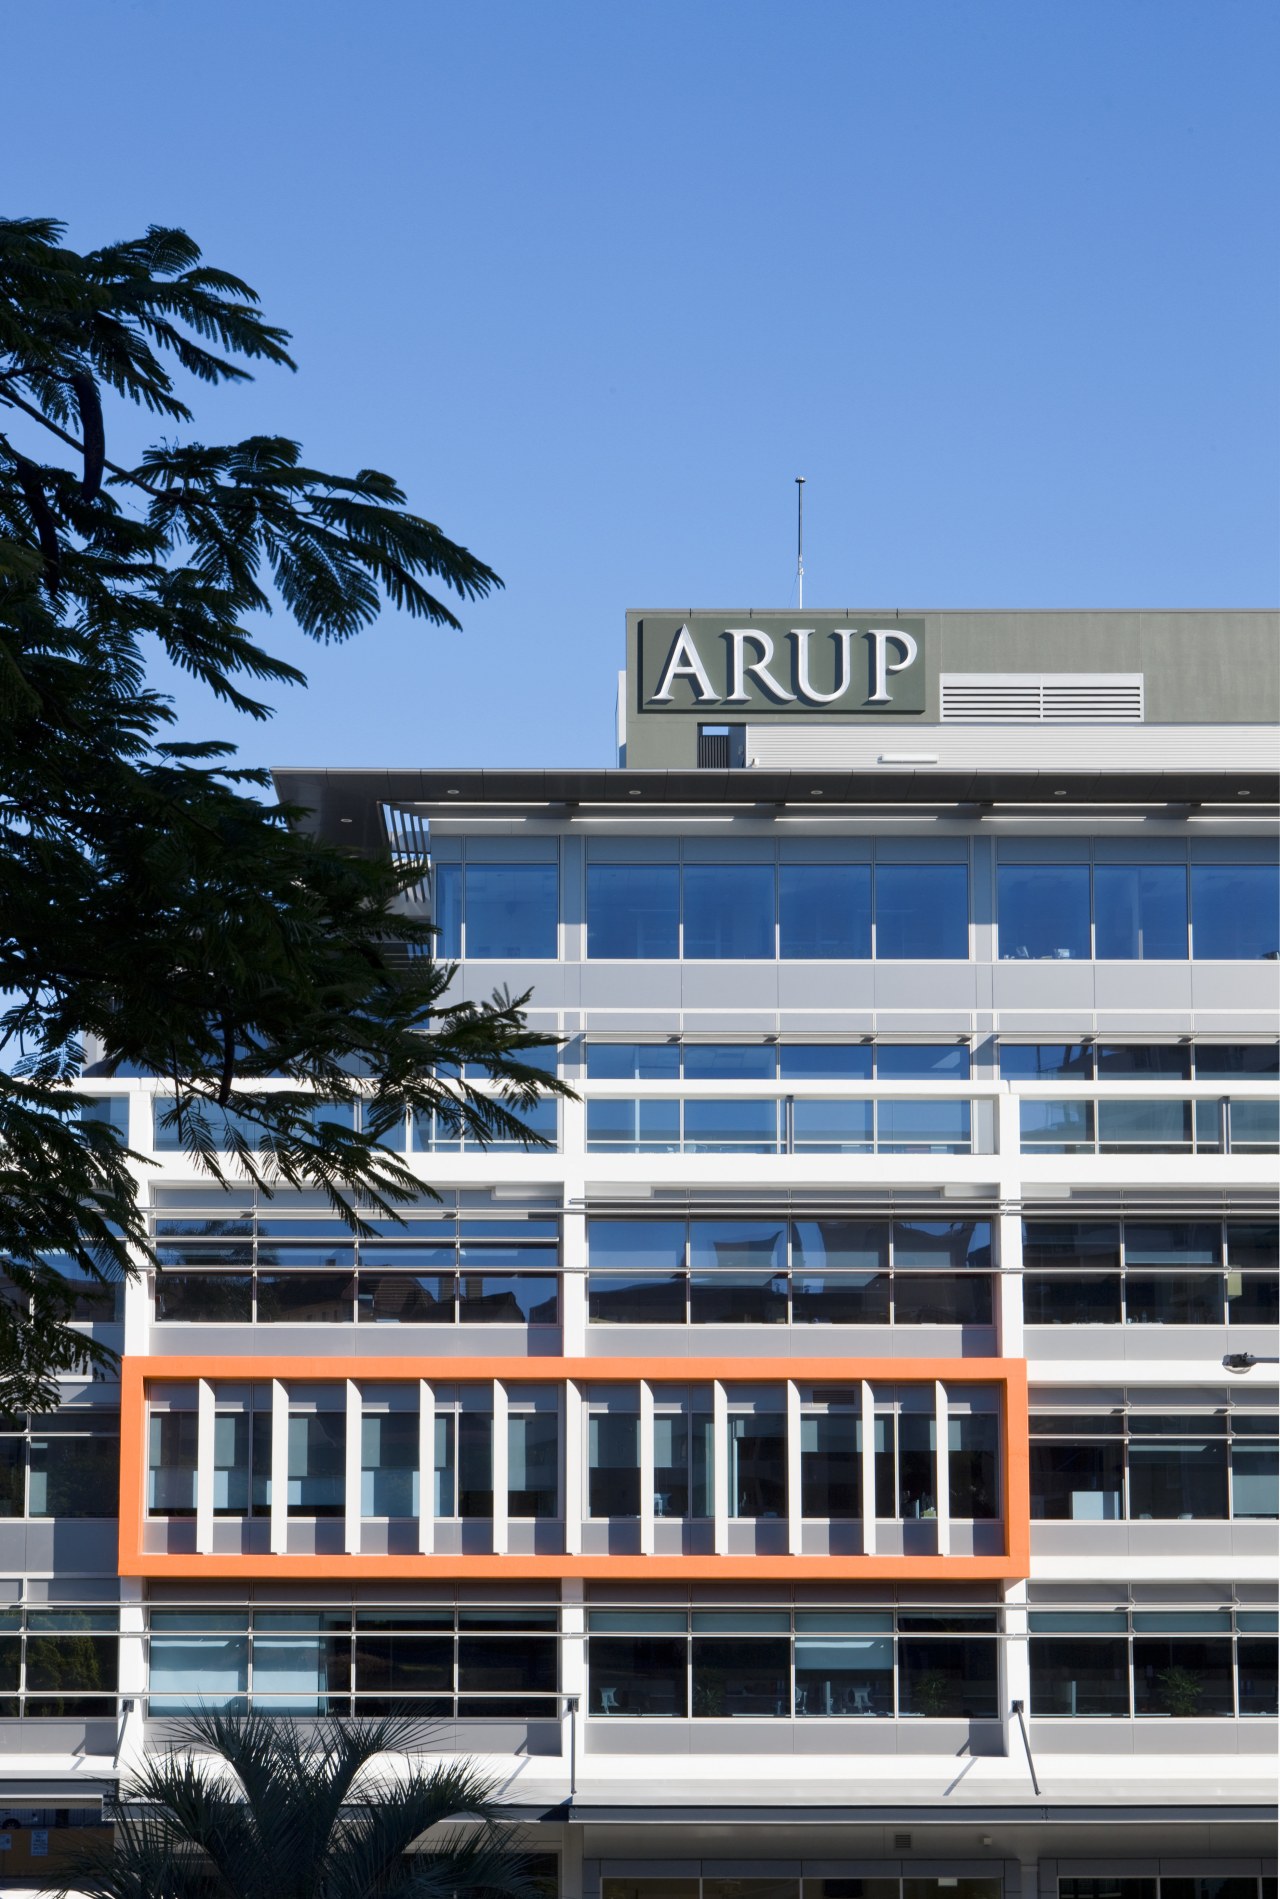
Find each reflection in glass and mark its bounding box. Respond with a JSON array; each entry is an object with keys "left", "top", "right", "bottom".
[
  {"left": 875, "top": 864, "right": 968, "bottom": 959},
  {"left": 997, "top": 863, "right": 1090, "bottom": 960},
  {"left": 1191, "top": 864, "right": 1280, "bottom": 959},
  {"left": 683, "top": 864, "right": 775, "bottom": 958},
  {"left": 1094, "top": 864, "right": 1189, "bottom": 959},
  {"left": 586, "top": 865, "right": 679, "bottom": 959},
  {"left": 779, "top": 864, "right": 871, "bottom": 958},
  {"left": 463, "top": 863, "right": 558, "bottom": 959},
  {"left": 795, "top": 1636, "right": 892, "bottom": 1715}
]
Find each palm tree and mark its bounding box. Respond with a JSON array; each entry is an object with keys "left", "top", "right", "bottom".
[{"left": 59, "top": 1710, "right": 539, "bottom": 1899}]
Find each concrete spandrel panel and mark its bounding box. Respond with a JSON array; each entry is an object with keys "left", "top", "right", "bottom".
[
  {"left": 777, "top": 965, "right": 875, "bottom": 1010},
  {"left": 1094, "top": 963, "right": 1194, "bottom": 1011},
  {"left": 1191, "top": 963, "right": 1280, "bottom": 1011},
  {"left": 1033, "top": 1722, "right": 1136, "bottom": 1754},
  {"left": 456, "top": 964, "right": 570, "bottom": 1007},
  {"left": 587, "top": 1723, "right": 693, "bottom": 1754},
  {"left": 580, "top": 963, "right": 683, "bottom": 1008},
  {"left": 872, "top": 964, "right": 979, "bottom": 1010},
  {"left": 681, "top": 963, "right": 781, "bottom": 1009},
  {"left": 991, "top": 962, "right": 1097, "bottom": 1009}
]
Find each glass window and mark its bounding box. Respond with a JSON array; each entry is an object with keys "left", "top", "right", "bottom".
[
  {"left": 949, "top": 1413, "right": 998, "bottom": 1518},
  {"left": 876, "top": 1099, "right": 971, "bottom": 1152},
  {"left": 692, "top": 1635, "right": 790, "bottom": 1715},
  {"left": 1132, "top": 1636, "right": 1234, "bottom": 1716},
  {"left": 214, "top": 1409, "right": 271, "bottom": 1515},
  {"left": 899, "top": 1636, "right": 997, "bottom": 1717},
  {"left": 1030, "top": 1635, "right": 1130, "bottom": 1715},
  {"left": 1232, "top": 1432, "right": 1279, "bottom": 1519},
  {"left": 456, "top": 1274, "right": 557, "bottom": 1324},
  {"left": 1094, "top": 864, "right": 1189, "bottom": 959},
  {"left": 877, "top": 1044, "right": 971, "bottom": 1080},
  {"left": 792, "top": 1220, "right": 889, "bottom": 1324},
  {"left": 24, "top": 1612, "right": 119, "bottom": 1716},
  {"left": 456, "top": 1627, "right": 556, "bottom": 1713},
  {"left": 28, "top": 1416, "right": 118, "bottom": 1517},
  {"left": 1192, "top": 863, "right": 1280, "bottom": 959},
  {"left": 588, "top": 1412, "right": 639, "bottom": 1518},
  {"left": 586, "top": 1097, "right": 681, "bottom": 1153},
  {"left": 433, "top": 862, "right": 461, "bottom": 957},
  {"left": 779, "top": 1043, "right": 873, "bottom": 1080},
  {"left": 508, "top": 1411, "right": 557, "bottom": 1518},
  {"left": 683, "top": 1043, "right": 776, "bottom": 1080},
  {"left": 1197, "top": 1043, "right": 1280, "bottom": 1078},
  {"left": 287, "top": 1412, "right": 345, "bottom": 1517},
  {"left": 587, "top": 865, "right": 679, "bottom": 959},
  {"left": 997, "top": 864, "right": 1090, "bottom": 960},
  {"left": 588, "top": 1220, "right": 686, "bottom": 1324},
  {"left": 876, "top": 864, "right": 968, "bottom": 959},
  {"left": 1030, "top": 1440, "right": 1124, "bottom": 1519},
  {"left": 691, "top": 1219, "right": 788, "bottom": 1325},
  {"left": 462, "top": 863, "right": 558, "bottom": 959},
  {"left": 361, "top": 1413, "right": 417, "bottom": 1518},
  {"left": 779, "top": 864, "right": 871, "bottom": 958},
  {"left": 150, "top": 1629, "right": 248, "bottom": 1714},
  {"left": 1097, "top": 1100, "right": 1193, "bottom": 1151},
  {"left": 653, "top": 1406, "right": 713, "bottom": 1518},
  {"left": 795, "top": 1634, "right": 892, "bottom": 1716},
  {"left": 256, "top": 1272, "right": 355, "bottom": 1322},
  {"left": 357, "top": 1272, "right": 455, "bottom": 1324},
  {"left": 155, "top": 1272, "right": 253, "bottom": 1322},
  {"left": 148, "top": 1411, "right": 197, "bottom": 1517},
  {"left": 1238, "top": 1636, "right": 1279, "bottom": 1715},
  {"left": 728, "top": 1415, "right": 787, "bottom": 1518},
  {"left": 683, "top": 864, "right": 775, "bottom": 958},
  {"left": 1020, "top": 1099, "right": 1095, "bottom": 1152},
  {"left": 1129, "top": 1434, "right": 1228, "bottom": 1518},
  {"left": 1000, "top": 1041, "right": 1094, "bottom": 1080},
  {"left": 589, "top": 1636, "right": 687, "bottom": 1716},
  {"left": 791, "top": 1098, "right": 873, "bottom": 1153},
  {"left": 351, "top": 1623, "right": 452, "bottom": 1712},
  {"left": 1095, "top": 1043, "right": 1191, "bottom": 1078},
  {"left": 800, "top": 1412, "right": 860, "bottom": 1517},
  {"left": 585, "top": 1042, "right": 680, "bottom": 1079}
]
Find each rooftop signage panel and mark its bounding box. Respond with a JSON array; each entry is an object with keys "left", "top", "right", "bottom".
[{"left": 637, "top": 613, "right": 926, "bottom": 717}]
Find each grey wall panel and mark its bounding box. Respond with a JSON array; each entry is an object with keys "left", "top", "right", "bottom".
[
  {"left": 779, "top": 837, "right": 873, "bottom": 862},
  {"left": 992, "top": 965, "right": 1097, "bottom": 1009},
  {"left": 1032, "top": 1723, "right": 1136, "bottom": 1754},
  {"left": 50, "top": 1522, "right": 119, "bottom": 1570},
  {"left": 457, "top": 964, "right": 569, "bottom": 1006},
  {"left": 463, "top": 836, "right": 559, "bottom": 861},
  {"left": 585, "top": 837, "right": 680, "bottom": 860},
  {"left": 683, "top": 836, "right": 776, "bottom": 862},
  {"left": 587, "top": 1724, "right": 692, "bottom": 1753},
  {"left": 1094, "top": 964, "right": 1194, "bottom": 1012},
  {"left": 873, "top": 966, "right": 979, "bottom": 1009},
  {"left": 1191, "top": 964, "right": 1280, "bottom": 1011},
  {"left": 681, "top": 965, "right": 781, "bottom": 1009},
  {"left": 777, "top": 966, "right": 876, "bottom": 1009},
  {"left": 581, "top": 965, "right": 683, "bottom": 1008}
]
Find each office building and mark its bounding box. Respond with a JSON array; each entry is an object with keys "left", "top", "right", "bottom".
[{"left": 3, "top": 608, "right": 1277, "bottom": 1898}]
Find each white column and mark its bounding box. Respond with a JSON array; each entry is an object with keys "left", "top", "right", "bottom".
[
  {"left": 491, "top": 1380, "right": 509, "bottom": 1556},
  {"left": 1003, "top": 1579, "right": 1032, "bottom": 1766},
  {"left": 639, "top": 1380, "right": 656, "bottom": 1557},
  {"left": 563, "top": 1380, "right": 583, "bottom": 1554},
  {"left": 786, "top": 1381, "right": 803, "bottom": 1556},
  {"left": 860, "top": 1379, "right": 877, "bottom": 1555},
  {"left": 560, "top": 1185, "right": 588, "bottom": 1356},
  {"left": 997, "top": 1205, "right": 1025, "bottom": 1359},
  {"left": 934, "top": 1380, "right": 951, "bottom": 1557},
  {"left": 270, "top": 1379, "right": 289, "bottom": 1555},
  {"left": 560, "top": 1580, "right": 587, "bottom": 1791},
  {"left": 418, "top": 1380, "right": 435, "bottom": 1555},
  {"left": 195, "top": 1379, "right": 215, "bottom": 1556},
  {"left": 116, "top": 1577, "right": 148, "bottom": 1776},
  {"left": 712, "top": 1380, "right": 729, "bottom": 1555},
  {"left": 344, "top": 1380, "right": 362, "bottom": 1555}
]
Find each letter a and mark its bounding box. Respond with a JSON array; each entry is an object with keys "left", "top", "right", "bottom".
[{"left": 649, "top": 624, "right": 719, "bottom": 704}]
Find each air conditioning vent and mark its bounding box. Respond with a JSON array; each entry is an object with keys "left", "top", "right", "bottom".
[{"left": 940, "top": 672, "right": 1144, "bottom": 722}]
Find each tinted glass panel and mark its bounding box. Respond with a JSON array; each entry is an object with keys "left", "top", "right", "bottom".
[
  {"left": 779, "top": 864, "right": 871, "bottom": 958},
  {"left": 1094, "top": 864, "right": 1189, "bottom": 959},
  {"left": 779, "top": 1044, "right": 873, "bottom": 1080},
  {"left": 683, "top": 864, "right": 775, "bottom": 958},
  {"left": 587, "top": 865, "right": 679, "bottom": 959},
  {"left": 1000, "top": 1042, "right": 1094, "bottom": 1080},
  {"left": 876, "top": 864, "right": 968, "bottom": 959},
  {"left": 997, "top": 864, "right": 1090, "bottom": 960},
  {"left": 464, "top": 864, "right": 558, "bottom": 959},
  {"left": 1191, "top": 864, "right": 1280, "bottom": 959},
  {"left": 683, "top": 1043, "right": 776, "bottom": 1080},
  {"left": 586, "top": 1043, "right": 681, "bottom": 1079}
]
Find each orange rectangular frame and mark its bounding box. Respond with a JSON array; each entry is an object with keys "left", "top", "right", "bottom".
[{"left": 119, "top": 1354, "right": 1029, "bottom": 1583}]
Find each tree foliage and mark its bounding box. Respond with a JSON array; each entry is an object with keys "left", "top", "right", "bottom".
[
  {"left": 0, "top": 217, "right": 566, "bottom": 1410},
  {"left": 61, "top": 1710, "right": 538, "bottom": 1899}
]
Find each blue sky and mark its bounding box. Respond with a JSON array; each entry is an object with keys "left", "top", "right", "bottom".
[{"left": 4, "top": 0, "right": 1277, "bottom": 769}]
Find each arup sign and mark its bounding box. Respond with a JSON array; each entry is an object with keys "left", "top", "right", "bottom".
[{"left": 637, "top": 613, "right": 926, "bottom": 716}]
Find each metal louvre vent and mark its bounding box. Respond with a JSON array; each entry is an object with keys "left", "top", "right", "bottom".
[{"left": 940, "top": 672, "right": 1144, "bottom": 722}]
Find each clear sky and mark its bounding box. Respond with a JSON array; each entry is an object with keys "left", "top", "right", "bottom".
[{"left": 4, "top": 0, "right": 1277, "bottom": 770}]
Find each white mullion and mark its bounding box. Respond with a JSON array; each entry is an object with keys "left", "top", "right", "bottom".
[
  {"left": 712, "top": 1380, "right": 729, "bottom": 1555},
  {"left": 786, "top": 1381, "right": 803, "bottom": 1557},
  {"left": 418, "top": 1380, "right": 435, "bottom": 1554},
  {"left": 491, "top": 1380, "right": 509, "bottom": 1556},
  {"left": 860, "top": 1379, "right": 877, "bottom": 1556},
  {"left": 934, "top": 1379, "right": 951, "bottom": 1558},
  {"left": 344, "top": 1379, "right": 362, "bottom": 1556},
  {"left": 270, "top": 1379, "right": 289, "bottom": 1555},
  {"left": 195, "top": 1379, "right": 215, "bottom": 1556},
  {"left": 563, "top": 1380, "right": 583, "bottom": 1554},
  {"left": 639, "top": 1380, "right": 656, "bottom": 1557}
]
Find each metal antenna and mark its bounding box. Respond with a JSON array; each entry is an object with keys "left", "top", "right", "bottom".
[{"left": 795, "top": 476, "right": 805, "bottom": 608}]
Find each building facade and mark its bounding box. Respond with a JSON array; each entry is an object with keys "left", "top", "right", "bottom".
[{"left": 3, "top": 609, "right": 1278, "bottom": 1898}]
